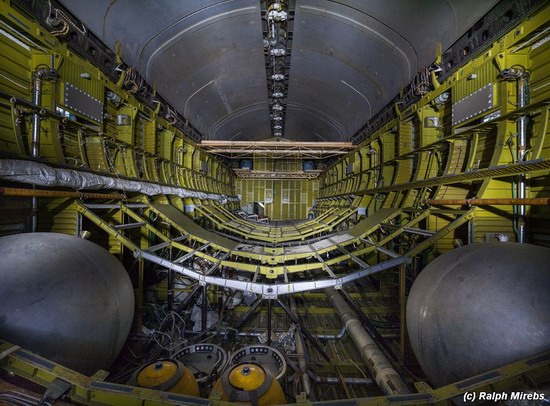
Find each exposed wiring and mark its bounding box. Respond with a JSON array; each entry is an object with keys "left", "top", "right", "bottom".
[
  {"left": 123, "top": 66, "right": 145, "bottom": 94},
  {"left": 46, "top": 0, "right": 86, "bottom": 37},
  {"left": 342, "top": 358, "right": 370, "bottom": 384}
]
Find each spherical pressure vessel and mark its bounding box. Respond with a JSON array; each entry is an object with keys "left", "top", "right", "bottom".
[
  {"left": 209, "top": 363, "right": 286, "bottom": 405},
  {"left": 0, "top": 233, "right": 134, "bottom": 376},
  {"left": 407, "top": 242, "right": 550, "bottom": 387},
  {"left": 129, "top": 359, "right": 200, "bottom": 396}
]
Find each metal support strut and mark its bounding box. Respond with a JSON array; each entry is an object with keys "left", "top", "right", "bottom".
[
  {"left": 290, "top": 296, "right": 313, "bottom": 398},
  {"left": 201, "top": 285, "right": 207, "bottom": 332},
  {"left": 31, "top": 72, "right": 42, "bottom": 160},
  {"left": 276, "top": 298, "right": 330, "bottom": 362},
  {"left": 31, "top": 72, "right": 42, "bottom": 233},
  {"left": 426, "top": 197, "right": 550, "bottom": 206},
  {"left": 516, "top": 72, "right": 529, "bottom": 243},
  {"left": 267, "top": 299, "right": 273, "bottom": 346}
]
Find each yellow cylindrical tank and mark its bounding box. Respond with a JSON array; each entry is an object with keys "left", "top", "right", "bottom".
[
  {"left": 129, "top": 359, "right": 200, "bottom": 397},
  {"left": 209, "top": 363, "right": 286, "bottom": 405}
]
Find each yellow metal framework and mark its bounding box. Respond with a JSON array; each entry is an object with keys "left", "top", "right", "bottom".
[
  {"left": 0, "top": 0, "right": 235, "bottom": 198},
  {"left": 74, "top": 200, "right": 473, "bottom": 280},
  {"left": 1, "top": 340, "right": 548, "bottom": 406}
]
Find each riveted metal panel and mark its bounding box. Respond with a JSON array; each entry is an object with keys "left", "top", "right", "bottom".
[
  {"left": 452, "top": 83, "right": 495, "bottom": 125},
  {"left": 63, "top": 83, "right": 103, "bottom": 123}
]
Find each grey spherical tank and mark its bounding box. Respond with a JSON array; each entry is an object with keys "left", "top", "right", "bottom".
[
  {"left": 0, "top": 233, "right": 134, "bottom": 376},
  {"left": 406, "top": 242, "right": 550, "bottom": 387}
]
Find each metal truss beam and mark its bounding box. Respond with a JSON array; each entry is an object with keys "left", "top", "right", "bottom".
[
  {"left": 193, "top": 202, "right": 357, "bottom": 243},
  {"left": 233, "top": 169, "right": 323, "bottom": 179},
  {"left": 200, "top": 140, "right": 355, "bottom": 159},
  {"left": 76, "top": 201, "right": 473, "bottom": 290},
  {"left": 139, "top": 251, "right": 406, "bottom": 299}
]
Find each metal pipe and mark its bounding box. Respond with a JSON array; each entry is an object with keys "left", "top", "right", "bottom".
[
  {"left": 315, "top": 326, "right": 347, "bottom": 340},
  {"left": 277, "top": 298, "right": 330, "bottom": 361},
  {"left": 290, "top": 296, "right": 313, "bottom": 398},
  {"left": 379, "top": 224, "right": 436, "bottom": 236},
  {"left": 31, "top": 74, "right": 42, "bottom": 159},
  {"left": 267, "top": 299, "right": 273, "bottom": 346},
  {"left": 201, "top": 285, "right": 207, "bottom": 332},
  {"left": 84, "top": 203, "right": 148, "bottom": 209},
  {"left": 236, "top": 328, "right": 396, "bottom": 340},
  {"left": 426, "top": 197, "right": 550, "bottom": 206},
  {"left": 338, "top": 289, "right": 400, "bottom": 363},
  {"left": 235, "top": 297, "right": 263, "bottom": 330},
  {"left": 399, "top": 264, "right": 406, "bottom": 360},
  {"left": 136, "top": 259, "right": 144, "bottom": 333},
  {"left": 295, "top": 330, "right": 312, "bottom": 397},
  {"left": 31, "top": 72, "right": 40, "bottom": 233},
  {"left": 237, "top": 331, "right": 263, "bottom": 338},
  {"left": 113, "top": 222, "right": 147, "bottom": 230},
  {"left": 0, "top": 187, "right": 125, "bottom": 200},
  {"left": 217, "top": 286, "right": 223, "bottom": 315},
  {"left": 31, "top": 194, "right": 38, "bottom": 233},
  {"left": 315, "top": 376, "right": 371, "bottom": 385},
  {"left": 324, "top": 288, "right": 410, "bottom": 395},
  {"left": 517, "top": 74, "right": 529, "bottom": 243},
  {"left": 167, "top": 268, "right": 174, "bottom": 311},
  {"left": 306, "top": 372, "right": 373, "bottom": 385},
  {"left": 174, "top": 284, "right": 202, "bottom": 313}
]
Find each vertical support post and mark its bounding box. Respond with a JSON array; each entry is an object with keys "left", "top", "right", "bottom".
[
  {"left": 399, "top": 264, "right": 406, "bottom": 361},
  {"left": 276, "top": 298, "right": 330, "bottom": 361},
  {"left": 217, "top": 286, "right": 223, "bottom": 314},
  {"left": 201, "top": 285, "right": 208, "bottom": 332},
  {"left": 167, "top": 244, "right": 174, "bottom": 311},
  {"left": 267, "top": 299, "right": 273, "bottom": 346},
  {"left": 76, "top": 212, "right": 82, "bottom": 237},
  {"left": 290, "top": 296, "right": 313, "bottom": 398},
  {"left": 136, "top": 258, "right": 144, "bottom": 331},
  {"left": 31, "top": 73, "right": 42, "bottom": 233},
  {"left": 516, "top": 74, "right": 529, "bottom": 243},
  {"left": 31, "top": 73, "right": 42, "bottom": 159},
  {"left": 167, "top": 268, "right": 174, "bottom": 311},
  {"left": 467, "top": 218, "right": 475, "bottom": 244},
  {"left": 174, "top": 284, "right": 201, "bottom": 313},
  {"left": 235, "top": 297, "right": 263, "bottom": 330},
  {"left": 128, "top": 257, "right": 145, "bottom": 357}
]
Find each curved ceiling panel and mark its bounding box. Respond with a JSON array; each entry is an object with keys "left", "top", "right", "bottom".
[
  {"left": 286, "top": 3, "right": 416, "bottom": 140},
  {"left": 209, "top": 102, "right": 272, "bottom": 141},
  {"left": 62, "top": 0, "right": 270, "bottom": 140},
  {"left": 285, "top": 102, "right": 347, "bottom": 142},
  {"left": 285, "top": 0, "right": 499, "bottom": 139},
  {"left": 120, "top": 0, "right": 270, "bottom": 140},
  {"left": 329, "top": 0, "right": 500, "bottom": 67},
  {"left": 61, "top": 0, "right": 500, "bottom": 142}
]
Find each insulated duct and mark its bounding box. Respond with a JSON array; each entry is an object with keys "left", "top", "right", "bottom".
[
  {"left": 0, "top": 159, "right": 236, "bottom": 201},
  {"left": 324, "top": 288, "right": 410, "bottom": 396}
]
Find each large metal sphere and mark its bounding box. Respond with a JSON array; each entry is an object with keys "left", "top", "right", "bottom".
[
  {"left": 0, "top": 233, "right": 134, "bottom": 375},
  {"left": 407, "top": 242, "right": 550, "bottom": 387}
]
